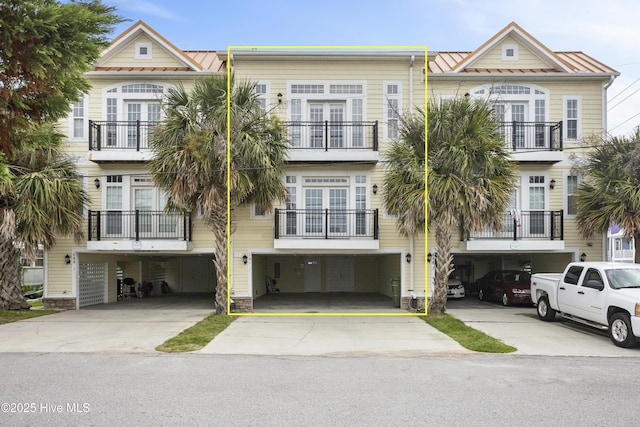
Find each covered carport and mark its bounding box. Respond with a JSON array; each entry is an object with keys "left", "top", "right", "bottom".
[
  {"left": 250, "top": 253, "right": 404, "bottom": 312},
  {"left": 75, "top": 252, "right": 216, "bottom": 309}
]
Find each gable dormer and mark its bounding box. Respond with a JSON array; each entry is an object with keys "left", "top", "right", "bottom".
[
  {"left": 93, "top": 20, "right": 207, "bottom": 72},
  {"left": 450, "top": 22, "right": 573, "bottom": 73}
]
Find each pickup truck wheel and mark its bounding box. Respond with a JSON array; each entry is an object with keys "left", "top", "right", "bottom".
[
  {"left": 536, "top": 295, "right": 556, "bottom": 321},
  {"left": 609, "top": 312, "right": 637, "bottom": 348},
  {"left": 478, "top": 289, "right": 484, "bottom": 301},
  {"left": 501, "top": 291, "right": 510, "bottom": 306}
]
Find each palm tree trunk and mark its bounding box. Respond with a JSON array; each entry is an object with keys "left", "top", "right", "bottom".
[
  {"left": 210, "top": 205, "right": 228, "bottom": 315},
  {"left": 0, "top": 238, "right": 30, "bottom": 310},
  {"left": 428, "top": 221, "right": 454, "bottom": 315}
]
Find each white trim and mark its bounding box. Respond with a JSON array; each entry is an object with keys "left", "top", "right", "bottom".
[
  {"left": 563, "top": 95, "right": 582, "bottom": 141},
  {"left": 383, "top": 80, "right": 402, "bottom": 142},
  {"left": 564, "top": 172, "right": 579, "bottom": 218},
  {"left": 502, "top": 44, "right": 518, "bottom": 61},
  {"left": 68, "top": 94, "right": 88, "bottom": 141},
  {"left": 135, "top": 42, "right": 152, "bottom": 59},
  {"left": 250, "top": 203, "right": 270, "bottom": 220},
  {"left": 255, "top": 80, "right": 271, "bottom": 111}
]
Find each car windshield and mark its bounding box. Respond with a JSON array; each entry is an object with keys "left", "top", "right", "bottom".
[{"left": 604, "top": 269, "right": 640, "bottom": 289}]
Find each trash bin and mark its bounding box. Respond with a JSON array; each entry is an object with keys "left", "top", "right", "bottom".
[{"left": 391, "top": 277, "right": 401, "bottom": 308}]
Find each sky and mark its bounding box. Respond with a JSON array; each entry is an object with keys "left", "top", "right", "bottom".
[{"left": 104, "top": 0, "right": 640, "bottom": 137}]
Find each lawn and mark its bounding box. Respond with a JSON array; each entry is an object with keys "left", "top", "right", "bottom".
[
  {"left": 0, "top": 309, "right": 59, "bottom": 325},
  {"left": 156, "top": 314, "right": 236, "bottom": 353},
  {"left": 421, "top": 314, "right": 516, "bottom": 353}
]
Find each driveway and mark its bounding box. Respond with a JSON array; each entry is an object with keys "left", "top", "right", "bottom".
[
  {"left": 200, "top": 315, "right": 470, "bottom": 357},
  {"left": 446, "top": 297, "right": 640, "bottom": 357},
  {"left": 0, "top": 295, "right": 213, "bottom": 353}
]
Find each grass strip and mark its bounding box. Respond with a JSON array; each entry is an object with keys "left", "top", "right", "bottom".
[
  {"left": 0, "top": 309, "right": 59, "bottom": 325},
  {"left": 422, "top": 314, "right": 516, "bottom": 353},
  {"left": 156, "top": 314, "right": 236, "bottom": 353}
]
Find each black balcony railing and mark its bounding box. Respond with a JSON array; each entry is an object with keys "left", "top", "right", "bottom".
[
  {"left": 89, "top": 120, "right": 158, "bottom": 151},
  {"left": 274, "top": 209, "right": 379, "bottom": 239},
  {"left": 499, "top": 121, "right": 562, "bottom": 151},
  {"left": 465, "top": 210, "right": 563, "bottom": 241},
  {"left": 285, "top": 121, "right": 378, "bottom": 151},
  {"left": 88, "top": 210, "right": 192, "bottom": 241}
]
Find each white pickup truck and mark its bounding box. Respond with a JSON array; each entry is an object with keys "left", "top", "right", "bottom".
[{"left": 531, "top": 262, "right": 640, "bottom": 348}]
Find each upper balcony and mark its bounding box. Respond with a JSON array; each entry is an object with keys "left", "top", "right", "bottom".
[
  {"left": 285, "top": 121, "right": 379, "bottom": 163},
  {"left": 499, "top": 121, "right": 564, "bottom": 163},
  {"left": 88, "top": 121, "right": 157, "bottom": 163},
  {"left": 462, "top": 210, "right": 565, "bottom": 251},
  {"left": 87, "top": 210, "right": 192, "bottom": 251},
  {"left": 273, "top": 208, "right": 379, "bottom": 250}
]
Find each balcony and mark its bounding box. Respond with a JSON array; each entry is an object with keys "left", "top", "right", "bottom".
[
  {"left": 285, "top": 121, "right": 379, "bottom": 162},
  {"left": 87, "top": 210, "right": 192, "bottom": 251},
  {"left": 273, "top": 208, "right": 379, "bottom": 250},
  {"left": 499, "top": 121, "right": 564, "bottom": 163},
  {"left": 463, "top": 210, "right": 564, "bottom": 251},
  {"left": 88, "top": 121, "right": 157, "bottom": 162}
]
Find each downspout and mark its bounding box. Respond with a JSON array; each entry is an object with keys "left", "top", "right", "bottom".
[
  {"left": 409, "top": 54, "right": 415, "bottom": 109},
  {"left": 603, "top": 75, "right": 616, "bottom": 136},
  {"left": 409, "top": 235, "right": 415, "bottom": 292}
]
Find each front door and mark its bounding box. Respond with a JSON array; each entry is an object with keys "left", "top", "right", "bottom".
[
  {"left": 133, "top": 187, "right": 153, "bottom": 239},
  {"left": 522, "top": 174, "right": 547, "bottom": 237},
  {"left": 308, "top": 102, "right": 346, "bottom": 149},
  {"left": 304, "top": 257, "right": 321, "bottom": 292},
  {"left": 326, "top": 256, "right": 354, "bottom": 292},
  {"left": 495, "top": 103, "right": 527, "bottom": 149},
  {"left": 125, "top": 101, "right": 161, "bottom": 148},
  {"left": 304, "top": 187, "right": 348, "bottom": 237}
]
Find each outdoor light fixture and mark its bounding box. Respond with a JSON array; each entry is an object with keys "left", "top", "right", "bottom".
[
  {"left": 64, "top": 254, "right": 71, "bottom": 265},
  {"left": 372, "top": 184, "right": 378, "bottom": 195},
  {"left": 580, "top": 252, "right": 587, "bottom": 262},
  {"left": 277, "top": 93, "right": 283, "bottom": 104},
  {"left": 406, "top": 253, "right": 412, "bottom": 263},
  {"left": 549, "top": 179, "right": 556, "bottom": 190},
  {"left": 94, "top": 178, "right": 101, "bottom": 189},
  {"left": 427, "top": 253, "right": 432, "bottom": 263},
  {"left": 242, "top": 255, "right": 248, "bottom": 264}
]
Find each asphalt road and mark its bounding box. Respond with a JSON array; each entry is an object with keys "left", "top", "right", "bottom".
[{"left": 1, "top": 352, "right": 639, "bottom": 426}]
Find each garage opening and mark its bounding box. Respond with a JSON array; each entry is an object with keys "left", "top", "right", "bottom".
[
  {"left": 77, "top": 253, "right": 216, "bottom": 308},
  {"left": 251, "top": 253, "right": 403, "bottom": 313}
]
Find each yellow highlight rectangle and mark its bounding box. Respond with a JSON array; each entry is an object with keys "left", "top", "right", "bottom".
[{"left": 226, "top": 45, "right": 428, "bottom": 316}]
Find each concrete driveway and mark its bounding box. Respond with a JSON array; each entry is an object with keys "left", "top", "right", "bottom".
[
  {"left": 446, "top": 297, "right": 640, "bottom": 357},
  {"left": 0, "top": 295, "right": 213, "bottom": 353},
  {"left": 200, "top": 315, "right": 470, "bottom": 357}
]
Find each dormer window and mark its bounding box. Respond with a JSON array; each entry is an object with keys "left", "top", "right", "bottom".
[
  {"left": 135, "top": 42, "right": 152, "bottom": 59},
  {"left": 502, "top": 44, "right": 518, "bottom": 61}
]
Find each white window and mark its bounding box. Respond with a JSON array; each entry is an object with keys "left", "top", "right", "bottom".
[
  {"left": 384, "top": 81, "right": 402, "bottom": 141},
  {"left": 21, "top": 249, "right": 44, "bottom": 267},
  {"left": 563, "top": 96, "right": 582, "bottom": 141},
  {"left": 69, "top": 95, "right": 88, "bottom": 140},
  {"left": 255, "top": 82, "right": 269, "bottom": 111},
  {"left": 502, "top": 44, "right": 518, "bottom": 61},
  {"left": 135, "top": 42, "right": 152, "bottom": 59},
  {"left": 251, "top": 203, "right": 268, "bottom": 219},
  {"left": 566, "top": 174, "right": 579, "bottom": 216}
]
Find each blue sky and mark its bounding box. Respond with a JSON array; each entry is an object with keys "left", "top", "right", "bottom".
[{"left": 105, "top": 0, "right": 640, "bottom": 137}]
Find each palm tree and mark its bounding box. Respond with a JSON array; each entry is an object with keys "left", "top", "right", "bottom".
[
  {"left": 384, "top": 96, "right": 516, "bottom": 315},
  {"left": 0, "top": 124, "right": 87, "bottom": 310},
  {"left": 148, "top": 74, "right": 287, "bottom": 314},
  {"left": 575, "top": 129, "right": 640, "bottom": 263}
]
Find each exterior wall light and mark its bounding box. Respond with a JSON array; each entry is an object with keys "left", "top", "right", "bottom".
[
  {"left": 94, "top": 178, "right": 101, "bottom": 189},
  {"left": 406, "top": 253, "right": 412, "bottom": 263},
  {"left": 242, "top": 255, "right": 248, "bottom": 264},
  {"left": 277, "top": 93, "right": 283, "bottom": 104},
  {"left": 549, "top": 179, "right": 556, "bottom": 190},
  {"left": 580, "top": 252, "right": 587, "bottom": 262},
  {"left": 372, "top": 184, "right": 378, "bottom": 195},
  {"left": 65, "top": 254, "right": 71, "bottom": 264}
]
